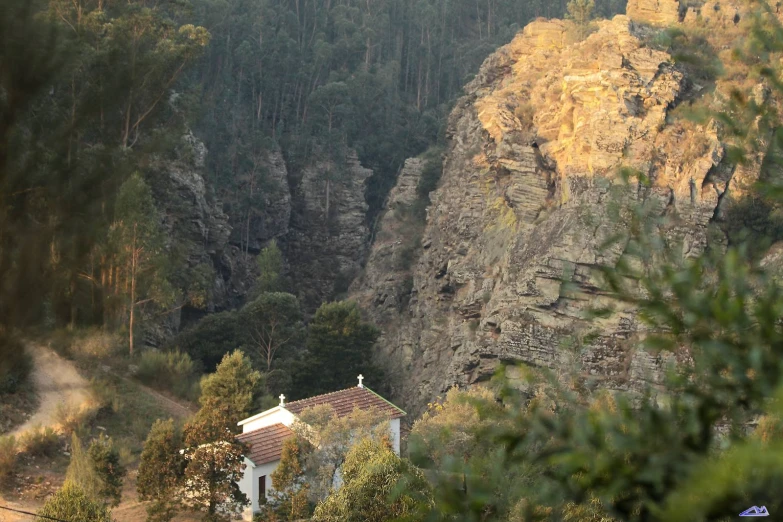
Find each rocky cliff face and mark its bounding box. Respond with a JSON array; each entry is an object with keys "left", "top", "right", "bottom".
[
  {"left": 144, "top": 132, "right": 245, "bottom": 342},
  {"left": 147, "top": 131, "right": 375, "bottom": 341},
  {"left": 352, "top": 1, "right": 772, "bottom": 414},
  {"left": 351, "top": 158, "right": 425, "bottom": 322},
  {"left": 626, "top": 0, "right": 680, "bottom": 25},
  {"left": 286, "top": 151, "right": 373, "bottom": 308},
  {"left": 227, "top": 146, "right": 292, "bottom": 253}
]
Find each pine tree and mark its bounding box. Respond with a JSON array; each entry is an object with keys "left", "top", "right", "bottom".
[
  {"left": 256, "top": 240, "right": 284, "bottom": 294},
  {"left": 87, "top": 434, "right": 126, "bottom": 508},
  {"left": 181, "top": 404, "right": 249, "bottom": 521},
  {"left": 64, "top": 433, "right": 102, "bottom": 503},
  {"left": 138, "top": 418, "right": 185, "bottom": 522},
  {"left": 567, "top": 0, "right": 595, "bottom": 39},
  {"left": 296, "top": 301, "right": 380, "bottom": 397},
  {"left": 65, "top": 433, "right": 127, "bottom": 508},
  {"left": 242, "top": 292, "right": 302, "bottom": 373},
  {"left": 198, "top": 350, "right": 262, "bottom": 427}
]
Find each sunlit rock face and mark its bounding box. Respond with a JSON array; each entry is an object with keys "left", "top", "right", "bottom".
[
  {"left": 626, "top": 0, "right": 681, "bottom": 25},
  {"left": 353, "top": 5, "right": 772, "bottom": 415}
]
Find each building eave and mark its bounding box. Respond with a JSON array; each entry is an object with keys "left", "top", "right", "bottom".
[{"left": 237, "top": 405, "right": 297, "bottom": 427}]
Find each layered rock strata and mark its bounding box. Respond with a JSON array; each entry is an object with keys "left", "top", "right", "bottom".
[{"left": 353, "top": 7, "right": 770, "bottom": 414}]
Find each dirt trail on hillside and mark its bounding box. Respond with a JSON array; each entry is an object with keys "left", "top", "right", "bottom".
[{"left": 10, "top": 344, "right": 92, "bottom": 437}]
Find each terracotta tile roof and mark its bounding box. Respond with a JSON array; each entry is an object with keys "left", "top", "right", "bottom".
[
  {"left": 236, "top": 423, "right": 294, "bottom": 465},
  {"left": 285, "top": 386, "right": 406, "bottom": 420}
]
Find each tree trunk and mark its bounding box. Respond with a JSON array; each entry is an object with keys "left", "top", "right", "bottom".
[
  {"left": 69, "top": 277, "right": 77, "bottom": 328},
  {"left": 129, "top": 224, "right": 137, "bottom": 356},
  {"left": 325, "top": 178, "right": 331, "bottom": 221},
  {"left": 122, "top": 97, "right": 132, "bottom": 149}
]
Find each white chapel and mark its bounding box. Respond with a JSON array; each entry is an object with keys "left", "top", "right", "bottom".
[{"left": 235, "top": 375, "right": 406, "bottom": 520}]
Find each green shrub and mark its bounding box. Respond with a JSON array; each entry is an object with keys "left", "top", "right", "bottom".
[
  {"left": 0, "top": 436, "right": 18, "bottom": 486},
  {"left": 137, "top": 349, "right": 197, "bottom": 400},
  {"left": 75, "top": 329, "right": 121, "bottom": 360},
  {"left": 393, "top": 243, "right": 418, "bottom": 271},
  {"left": 137, "top": 350, "right": 170, "bottom": 378},
  {"left": 90, "top": 378, "right": 122, "bottom": 418},
  {"left": 467, "top": 319, "right": 480, "bottom": 332},
  {"left": 20, "top": 425, "right": 60, "bottom": 458},
  {"left": 722, "top": 195, "right": 783, "bottom": 259},
  {"left": 0, "top": 333, "right": 31, "bottom": 395},
  {"left": 37, "top": 483, "right": 112, "bottom": 522},
  {"left": 172, "top": 310, "right": 242, "bottom": 371}
]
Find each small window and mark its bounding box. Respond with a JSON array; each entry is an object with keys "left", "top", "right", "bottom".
[{"left": 259, "top": 475, "right": 267, "bottom": 504}]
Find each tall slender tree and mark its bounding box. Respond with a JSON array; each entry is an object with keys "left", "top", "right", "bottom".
[{"left": 108, "top": 172, "right": 173, "bottom": 355}]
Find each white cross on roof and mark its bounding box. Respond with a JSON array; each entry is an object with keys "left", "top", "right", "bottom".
[
  {"left": 358, "top": 374, "right": 364, "bottom": 388},
  {"left": 279, "top": 394, "right": 285, "bottom": 407}
]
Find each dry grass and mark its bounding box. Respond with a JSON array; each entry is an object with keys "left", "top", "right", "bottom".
[
  {"left": 18, "top": 425, "right": 60, "bottom": 458},
  {"left": 0, "top": 436, "right": 18, "bottom": 487},
  {"left": 48, "top": 327, "right": 123, "bottom": 366}
]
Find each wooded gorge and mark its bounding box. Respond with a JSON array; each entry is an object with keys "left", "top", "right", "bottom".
[
  {"left": 0, "top": 0, "right": 625, "bottom": 345},
  {"left": 8, "top": 0, "right": 783, "bottom": 521}
]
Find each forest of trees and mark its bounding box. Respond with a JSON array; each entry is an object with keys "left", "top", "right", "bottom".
[
  {"left": 0, "top": 0, "right": 626, "bottom": 358},
  {"left": 0, "top": 0, "right": 629, "bottom": 408},
  {"left": 9, "top": 0, "right": 783, "bottom": 521},
  {"left": 190, "top": 0, "right": 626, "bottom": 217}
]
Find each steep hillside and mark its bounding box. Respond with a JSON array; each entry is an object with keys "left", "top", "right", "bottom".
[
  {"left": 142, "top": 129, "right": 373, "bottom": 343},
  {"left": 352, "top": 0, "right": 777, "bottom": 414}
]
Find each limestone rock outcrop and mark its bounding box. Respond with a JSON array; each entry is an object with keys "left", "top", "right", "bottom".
[
  {"left": 353, "top": 10, "right": 770, "bottom": 414},
  {"left": 626, "top": 0, "right": 681, "bottom": 25},
  {"left": 350, "top": 158, "right": 424, "bottom": 320}
]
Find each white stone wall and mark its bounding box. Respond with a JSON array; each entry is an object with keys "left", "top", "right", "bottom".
[
  {"left": 238, "top": 457, "right": 255, "bottom": 521},
  {"left": 239, "top": 458, "right": 281, "bottom": 520},
  {"left": 390, "top": 418, "right": 401, "bottom": 455}
]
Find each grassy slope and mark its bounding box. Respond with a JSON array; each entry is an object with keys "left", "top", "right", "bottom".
[{"left": 0, "top": 330, "right": 198, "bottom": 520}]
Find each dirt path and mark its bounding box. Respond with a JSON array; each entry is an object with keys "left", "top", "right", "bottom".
[{"left": 10, "top": 344, "right": 91, "bottom": 437}]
